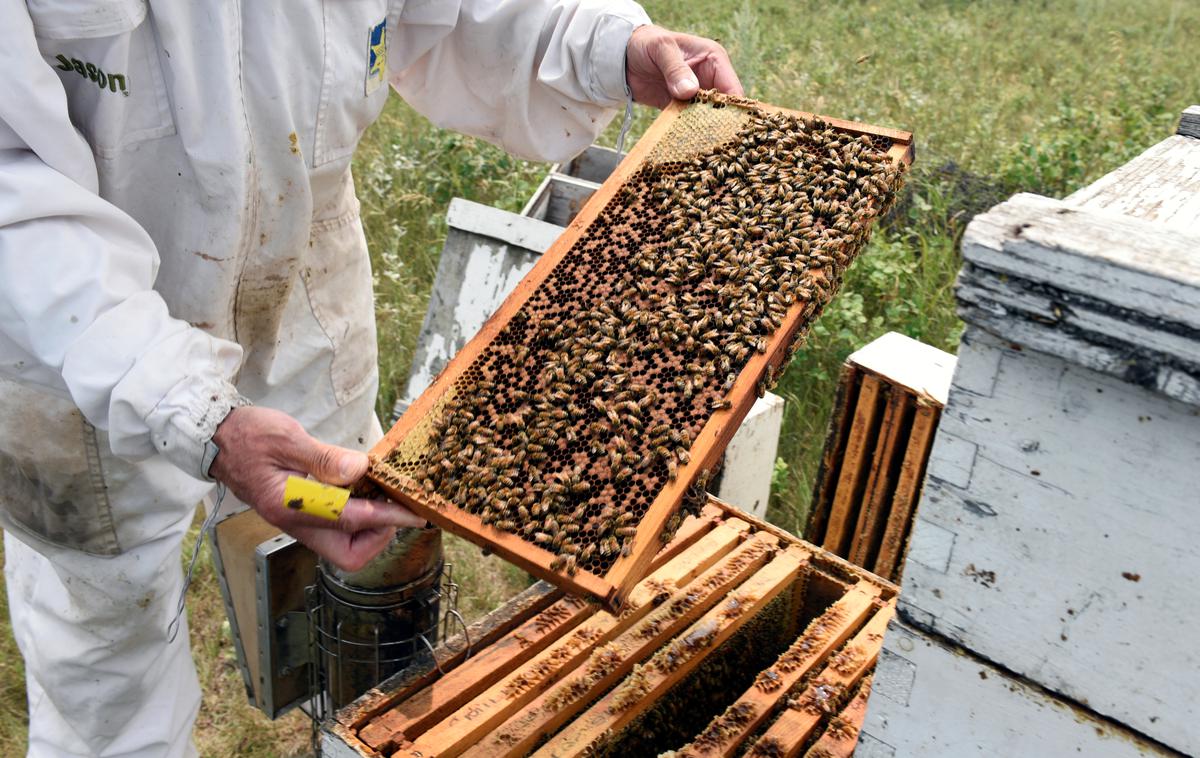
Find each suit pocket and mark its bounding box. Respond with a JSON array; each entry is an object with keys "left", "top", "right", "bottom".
[
  {"left": 312, "top": 0, "right": 392, "bottom": 167},
  {"left": 27, "top": 0, "right": 176, "bottom": 159},
  {"left": 0, "top": 380, "right": 121, "bottom": 556}
]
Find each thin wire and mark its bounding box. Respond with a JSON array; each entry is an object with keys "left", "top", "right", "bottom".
[
  {"left": 167, "top": 482, "right": 226, "bottom": 643},
  {"left": 615, "top": 87, "right": 635, "bottom": 155}
]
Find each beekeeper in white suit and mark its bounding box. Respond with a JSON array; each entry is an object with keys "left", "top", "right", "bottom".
[{"left": 0, "top": 0, "right": 741, "bottom": 755}]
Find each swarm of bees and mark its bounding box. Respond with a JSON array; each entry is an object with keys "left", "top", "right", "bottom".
[{"left": 385, "top": 92, "right": 905, "bottom": 578}]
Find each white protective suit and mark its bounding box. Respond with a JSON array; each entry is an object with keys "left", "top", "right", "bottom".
[{"left": 0, "top": 0, "right": 650, "bottom": 755}]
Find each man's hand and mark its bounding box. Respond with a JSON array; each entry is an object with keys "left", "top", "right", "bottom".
[
  {"left": 210, "top": 406, "right": 425, "bottom": 572},
  {"left": 626, "top": 25, "right": 744, "bottom": 109}
]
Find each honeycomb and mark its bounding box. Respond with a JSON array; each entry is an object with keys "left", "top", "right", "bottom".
[{"left": 373, "top": 91, "right": 907, "bottom": 585}]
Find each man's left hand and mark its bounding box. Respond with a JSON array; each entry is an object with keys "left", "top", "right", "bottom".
[{"left": 626, "top": 25, "right": 744, "bottom": 109}]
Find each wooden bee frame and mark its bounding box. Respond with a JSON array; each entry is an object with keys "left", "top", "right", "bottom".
[
  {"left": 322, "top": 497, "right": 897, "bottom": 758},
  {"left": 367, "top": 94, "right": 914, "bottom": 611}
]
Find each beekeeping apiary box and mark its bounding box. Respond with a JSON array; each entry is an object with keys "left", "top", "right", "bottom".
[
  {"left": 320, "top": 497, "right": 897, "bottom": 758},
  {"left": 806, "top": 331, "right": 955, "bottom": 582},
  {"left": 861, "top": 107, "right": 1200, "bottom": 756},
  {"left": 366, "top": 92, "right": 913, "bottom": 612}
]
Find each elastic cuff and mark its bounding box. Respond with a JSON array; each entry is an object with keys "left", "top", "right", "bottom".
[
  {"left": 151, "top": 380, "right": 251, "bottom": 481},
  {"left": 589, "top": 10, "right": 651, "bottom": 106}
]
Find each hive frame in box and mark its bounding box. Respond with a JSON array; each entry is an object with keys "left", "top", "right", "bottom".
[
  {"left": 367, "top": 95, "right": 914, "bottom": 611},
  {"left": 319, "top": 496, "right": 897, "bottom": 757},
  {"left": 805, "top": 332, "right": 954, "bottom": 582}
]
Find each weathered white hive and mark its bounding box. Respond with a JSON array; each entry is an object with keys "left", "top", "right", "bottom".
[{"left": 861, "top": 107, "right": 1200, "bottom": 756}]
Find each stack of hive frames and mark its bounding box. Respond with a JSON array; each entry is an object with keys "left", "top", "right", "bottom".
[
  {"left": 329, "top": 498, "right": 896, "bottom": 758},
  {"left": 367, "top": 92, "right": 913, "bottom": 610},
  {"left": 805, "top": 332, "right": 954, "bottom": 582}
]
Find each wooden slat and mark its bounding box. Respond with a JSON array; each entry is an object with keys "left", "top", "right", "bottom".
[
  {"left": 848, "top": 390, "right": 911, "bottom": 568},
  {"left": 801, "top": 675, "right": 872, "bottom": 758},
  {"left": 359, "top": 511, "right": 737, "bottom": 750},
  {"left": 357, "top": 594, "right": 590, "bottom": 750},
  {"left": 821, "top": 375, "right": 886, "bottom": 556},
  {"left": 530, "top": 545, "right": 810, "bottom": 758},
  {"left": 668, "top": 581, "right": 881, "bottom": 758},
  {"left": 461, "top": 534, "right": 786, "bottom": 757},
  {"left": 354, "top": 506, "right": 719, "bottom": 741},
  {"left": 744, "top": 602, "right": 895, "bottom": 758},
  {"left": 400, "top": 523, "right": 762, "bottom": 757},
  {"left": 342, "top": 580, "right": 563, "bottom": 731},
  {"left": 806, "top": 365, "right": 860, "bottom": 543},
  {"left": 368, "top": 95, "right": 913, "bottom": 612},
  {"left": 653, "top": 503, "right": 723, "bottom": 569},
  {"left": 872, "top": 403, "right": 939, "bottom": 581}
]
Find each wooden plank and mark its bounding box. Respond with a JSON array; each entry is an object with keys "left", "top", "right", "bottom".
[
  {"left": 821, "top": 374, "right": 886, "bottom": 556},
  {"left": 959, "top": 193, "right": 1200, "bottom": 407},
  {"left": 446, "top": 198, "right": 564, "bottom": 252},
  {"left": 954, "top": 294, "right": 1200, "bottom": 408},
  {"left": 1065, "top": 131, "right": 1200, "bottom": 233},
  {"left": 871, "top": 402, "right": 938, "bottom": 581},
  {"left": 649, "top": 502, "right": 723, "bottom": 571},
  {"left": 744, "top": 602, "right": 894, "bottom": 758},
  {"left": 846, "top": 331, "right": 956, "bottom": 406},
  {"left": 1180, "top": 106, "right": 1200, "bottom": 139},
  {"left": 802, "top": 675, "right": 872, "bottom": 758},
  {"left": 368, "top": 95, "right": 912, "bottom": 611},
  {"left": 530, "top": 545, "right": 810, "bottom": 758},
  {"left": 901, "top": 326, "right": 1200, "bottom": 753},
  {"left": 400, "top": 526, "right": 768, "bottom": 757},
  {"left": 461, "top": 535, "right": 788, "bottom": 758},
  {"left": 357, "top": 594, "right": 592, "bottom": 749},
  {"left": 667, "top": 582, "right": 881, "bottom": 758},
  {"left": 806, "top": 364, "right": 860, "bottom": 543},
  {"left": 957, "top": 262, "right": 1200, "bottom": 369},
  {"left": 860, "top": 620, "right": 1177, "bottom": 757},
  {"left": 848, "top": 390, "right": 910, "bottom": 568},
  {"left": 963, "top": 193, "right": 1200, "bottom": 332}
]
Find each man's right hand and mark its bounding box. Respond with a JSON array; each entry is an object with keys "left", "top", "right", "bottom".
[{"left": 209, "top": 406, "right": 425, "bottom": 572}]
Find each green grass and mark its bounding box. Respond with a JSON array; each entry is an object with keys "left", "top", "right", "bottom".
[{"left": 0, "top": 1, "right": 1196, "bottom": 755}]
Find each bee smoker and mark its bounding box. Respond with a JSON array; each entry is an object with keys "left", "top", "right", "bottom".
[{"left": 307, "top": 525, "right": 450, "bottom": 714}]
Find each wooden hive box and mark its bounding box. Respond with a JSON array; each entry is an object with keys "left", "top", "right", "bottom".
[
  {"left": 366, "top": 93, "right": 913, "bottom": 611},
  {"left": 805, "top": 332, "right": 954, "bottom": 581},
  {"left": 321, "top": 497, "right": 897, "bottom": 758},
  {"left": 861, "top": 107, "right": 1200, "bottom": 756}
]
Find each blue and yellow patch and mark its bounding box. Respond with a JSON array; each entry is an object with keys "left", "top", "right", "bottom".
[{"left": 365, "top": 19, "right": 387, "bottom": 95}]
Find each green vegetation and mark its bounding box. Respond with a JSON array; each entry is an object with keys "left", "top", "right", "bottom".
[{"left": 0, "top": 1, "right": 1196, "bottom": 755}]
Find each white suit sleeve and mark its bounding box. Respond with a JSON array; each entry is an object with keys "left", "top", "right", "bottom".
[
  {"left": 0, "top": 5, "right": 244, "bottom": 481},
  {"left": 390, "top": 0, "right": 651, "bottom": 162}
]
